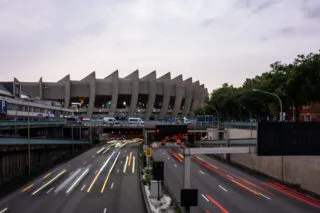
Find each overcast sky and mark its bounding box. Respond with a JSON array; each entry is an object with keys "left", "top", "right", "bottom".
[{"left": 1, "top": 0, "right": 319, "bottom": 91}]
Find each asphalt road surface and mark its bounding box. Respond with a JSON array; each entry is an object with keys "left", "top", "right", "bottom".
[
  {"left": 0, "top": 142, "right": 145, "bottom": 213},
  {"left": 153, "top": 144, "right": 320, "bottom": 213}
]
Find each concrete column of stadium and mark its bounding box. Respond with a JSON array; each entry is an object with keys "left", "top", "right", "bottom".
[
  {"left": 105, "top": 70, "right": 119, "bottom": 117},
  {"left": 143, "top": 71, "right": 156, "bottom": 120},
  {"left": 182, "top": 77, "right": 193, "bottom": 117},
  {"left": 125, "top": 70, "right": 139, "bottom": 117},
  {"left": 81, "top": 72, "right": 96, "bottom": 117},
  {"left": 172, "top": 75, "right": 184, "bottom": 118},
  {"left": 158, "top": 72, "right": 172, "bottom": 119}
]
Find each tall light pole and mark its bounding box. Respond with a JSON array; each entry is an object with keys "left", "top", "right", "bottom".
[
  {"left": 252, "top": 89, "right": 283, "bottom": 121},
  {"left": 206, "top": 105, "right": 219, "bottom": 129},
  {"left": 279, "top": 92, "right": 295, "bottom": 122},
  {"left": 27, "top": 102, "right": 31, "bottom": 175},
  {"left": 240, "top": 104, "right": 252, "bottom": 138}
]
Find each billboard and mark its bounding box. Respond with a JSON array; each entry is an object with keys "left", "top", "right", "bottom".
[
  {"left": 0, "top": 100, "right": 8, "bottom": 114},
  {"left": 257, "top": 122, "right": 320, "bottom": 156}
]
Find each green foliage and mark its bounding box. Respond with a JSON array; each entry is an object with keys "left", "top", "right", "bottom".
[{"left": 202, "top": 50, "right": 320, "bottom": 121}]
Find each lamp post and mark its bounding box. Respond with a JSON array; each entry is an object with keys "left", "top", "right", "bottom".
[
  {"left": 27, "top": 102, "right": 31, "bottom": 176},
  {"left": 206, "top": 105, "right": 220, "bottom": 129},
  {"left": 279, "top": 92, "right": 295, "bottom": 122},
  {"left": 252, "top": 89, "right": 283, "bottom": 121},
  {"left": 240, "top": 104, "right": 252, "bottom": 138}
]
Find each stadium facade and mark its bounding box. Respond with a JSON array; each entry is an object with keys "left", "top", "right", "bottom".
[{"left": 0, "top": 71, "right": 208, "bottom": 120}]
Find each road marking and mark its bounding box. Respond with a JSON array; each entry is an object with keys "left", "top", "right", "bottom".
[
  {"left": 123, "top": 155, "right": 129, "bottom": 173},
  {"left": 42, "top": 172, "right": 52, "bottom": 180},
  {"left": 103, "top": 208, "right": 107, "bottom": 213},
  {"left": 201, "top": 194, "right": 209, "bottom": 202},
  {"left": 101, "top": 152, "right": 121, "bottom": 193},
  {"left": 81, "top": 185, "right": 86, "bottom": 191},
  {"left": 259, "top": 193, "right": 271, "bottom": 200},
  {"left": 111, "top": 183, "right": 114, "bottom": 189},
  {"left": 121, "top": 161, "right": 123, "bottom": 164},
  {"left": 128, "top": 152, "right": 132, "bottom": 167},
  {"left": 167, "top": 157, "right": 170, "bottom": 160},
  {"left": 117, "top": 169, "right": 119, "bottom": 173},
  {"left": 102, "top": 147, "right": 110, "bottom": 154},
  {"left": 199, "top": 171, "right": 205, "bottom": 175},
  {"left": 87, "top": 152, "right": 115, "bottom": 192},
  {"left": 66, "top": 168, "right": 90, "bottom": 194},
  {"left": 32, "top": 170, "right": 66, "bottom": 195},
  {"left": 173, "top": 164, "right": 177, "bottom": 168},
  {"left": 97, "top": 147, "right": 105, "bottom": 154},
  {"left": 95, "top": 170, "right": 98, "bottom": 174},
  {"left": 219, "top": 185, "right": 228, "bottom": 192},
  {"left": 46, "top": 187, "right": 54, "bottom": 194},
  {"left": 132, "top": 156, "right": 135, "bottom": 174},
  {"left": 83, "top": 161, "right": 87, "bottom": 165},
  {"left": 55, "top": 169, "right": 81, "bottom": 193},
  {"left": 206, "top": 194, "right": 229, "bottom": 213},
  {"left": 227, "top": 175, "right": 234, "bottom": 179},
  {"left": 21, "top": 184, "right": 34, "bottom": 192},
  {"left": 0, "top": 208, "right": 8, "bottom": 213}
]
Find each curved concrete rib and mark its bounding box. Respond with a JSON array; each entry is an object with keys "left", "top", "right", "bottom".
[
  {"left": 142, "top": 71, "right": 156, "bottom": 120},
  {"left": 125, "top": 70, "right": 139, "bottom": 117},
  {"left": 105, "top": 70, "right": 119, "bottom": 116},
  {"left": 58, "top": 74, "right": 70, "bottom": 108},
  {"left": 158, "top": 72, "right": 172, "bottom": 119},
  {"left": 172, "top": 75, "right": 183, "bottom": 118},
  {"left": 191, "top": 81, "right": 200, "bottom": 111},
  {"left": 182, "top": 78, "right": 193, "bottom": 117},
  {"left": 81, "top": 72, "right": 96, "bottom": 117}
]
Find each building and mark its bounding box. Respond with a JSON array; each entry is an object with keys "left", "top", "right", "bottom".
[
  {"left": 0, "top": 82, "right": 73, "bottom": 120},
  {"left": 1, "top": 71, "right": 208, "bottom": 120}
]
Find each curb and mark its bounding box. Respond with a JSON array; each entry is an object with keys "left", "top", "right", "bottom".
[{"left": 138, "top": 150, "right": 153, "bottom": 213}]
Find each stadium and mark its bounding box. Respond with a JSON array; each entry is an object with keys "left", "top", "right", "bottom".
[{"left": 0, "top": 71, "right": 208, "bottom": 120}]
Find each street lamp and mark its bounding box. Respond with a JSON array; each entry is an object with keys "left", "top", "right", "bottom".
[
  {"left": 206, "top": 105, "right": 220, "bottom": 129},
  {"left": 240, "top": 104, "right": 252, "bottom": 138},
  {"left": 279, "top": 92, "right": 295, "bottom": 122},
  {"left": 252, "top": 89, "right": 283, "bottom": 121}
]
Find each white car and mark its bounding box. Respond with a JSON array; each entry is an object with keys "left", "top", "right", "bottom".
[
  {"left": 103, "top": 117, "right": 119, "bottom": 125},
  {"left": 128, "top": 117, "right": 144, "bottom": 126}
]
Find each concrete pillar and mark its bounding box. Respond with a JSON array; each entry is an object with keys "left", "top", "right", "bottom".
[
  {"left": 81, "top": 72, "right": 96, "bottom": 118},
  {"left": 182, "top": 78, "right": 193, "bottom": 117},
  {"left": 158, "top": 73, "right": 172, "bottom": 119},
  {"left": 58, "top": 74, "right": 71, "bottom": 109},
  {"left": 143, "top": 71, "right": 156, "bottom": 120},
  {"left": 105, "top": 70, "right": 119, "bottom": 117},
  {"left": 172, "top": 75, "right": 184, "bottom": 118},
  {"left": 125, "top": 70, "right": 139, "bottom": 117},
  {"left": 191, "top": 81, "right": 200, "bottom": 111}
]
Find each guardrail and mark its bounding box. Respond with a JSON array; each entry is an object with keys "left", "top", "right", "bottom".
[{"left": 0, "top": 121, "right": 66, "bottom": 127}]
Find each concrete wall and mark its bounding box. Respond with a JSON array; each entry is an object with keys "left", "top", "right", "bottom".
[{"left": 227, "top": 128, "right": 320, "bottom": 195}]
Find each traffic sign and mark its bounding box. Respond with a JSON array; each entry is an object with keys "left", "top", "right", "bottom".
[{"left": 146, "top": 147, "right": 152, "bottom": 157}]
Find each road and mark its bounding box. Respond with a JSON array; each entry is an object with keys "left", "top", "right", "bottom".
[
  {"left": 153, "top": 145, "right": 320, "bottom": 213},
  {"left": 0, "top": 141, "right": 145, "bottom": 213}
]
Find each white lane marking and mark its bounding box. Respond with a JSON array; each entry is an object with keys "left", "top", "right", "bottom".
[
  {"left": 201, "top": 194, "right": 209, "bottom": 202},
  {"left": 97, "top": 147, "right": 105, "bottom": 154},
  {"left": 103, "top": 208, "right": 107, "bottom": 213},
  {"left": 219, "top": 185, "right": 228, "bottom": 192},
  {"left": 123, "top": 156, "right": 129, "bottom": 173},
  {"left": 117, "top": 169, "right": 119, "bottom": 173},
  {"left": 120, "top": 161, "right": 123, "bottom": 164},
  {"left": 95, "top": 170, "right": 98, "bottom": 174},
  {"left": 260, "top": 193, "right": 271, "bottom": 200},
  {"left": 0, "top": 208, "right": 8, "bottom": 213},
  {"left": 81, "top": 185, "right": 86, "bottom": 191},
  {"left": 32, "top": 170, "right": 66, "bottom": 195},
  {"left": 111, "top": 183, "right": 114, "bottom": 189},
  {"left": 66, "top": 168, "right": 90, "bottom": 194},
  {"left": 87, "top": 152, "right": 115, "bottom": 192},
  {"left": 132, "top": 156, "right": 135, "bottom": 174},
  {"left": 199, "top": 171, "right": 205, "bottom": 175},
  {"left": 167, "top": 157, "right": 170, "bottom": 160},
  {"left": 173, "top": 164, "right": 177, "bottom": 168},
  {"left": 101, "top": 152, "right": 121, "bottom": 193},
  {"left": 83, "top": 161, "right": 87, "bottom": 165},
  {"left": 46, "top": 187, "right": 54, "bottom": 194},
  {"left": 227, "top": 175, "right": 234, "bottom": 179},
  {"left": 55, "top": 169, "right": 81, "bottom": 193},
  {"left": 103, "top": 147, "right": 110, "bottom": 154}
]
